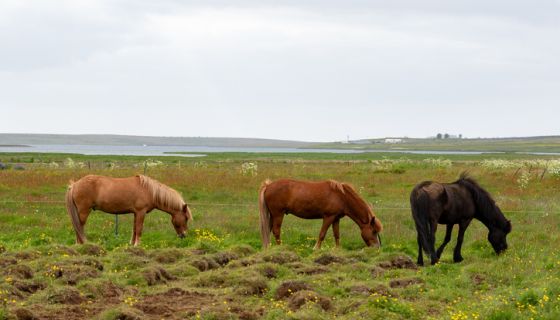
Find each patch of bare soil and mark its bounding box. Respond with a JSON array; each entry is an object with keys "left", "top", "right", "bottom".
[
  {"left": 14, "top": 307, "right": 39, "bottom": 320},
  {"left": 136, "top": 287, "right": 258, "bottom": 319},
  {"left": 389, "top": 278, "right": 424, "bottom": 288},
  {"left": 0, "top": 256, "right": 17, "bottom": 268},
  {"left": 275, "top": 281, "right": 312, "bottom": 299},
  {"left": 14, "top": 251, "right": 40, "bottom": 261},
  {"left": 472, "top": 274, "right": 486, "bottom": 286},
  {"left": 287, "top": 290, "right": 332, "bottom": 311}
]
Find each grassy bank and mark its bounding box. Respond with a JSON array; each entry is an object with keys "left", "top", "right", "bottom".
[{"left": 0, "top": 152, "right": 559, "bottom": 319}]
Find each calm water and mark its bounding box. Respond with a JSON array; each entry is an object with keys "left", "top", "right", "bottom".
[{"left": 0, "top": 144, "right": 513, "bottom": 156}]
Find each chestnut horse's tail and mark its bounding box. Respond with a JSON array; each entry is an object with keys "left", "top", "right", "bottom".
[
  {"left": 65, "top": 181, "right": 86, "bottom": 244},
  {"left": 259, "top": 179, "right": 272, "bottom": 249},
  {"left": 410, "top": 184, "right": 435, "bottom": 259}
]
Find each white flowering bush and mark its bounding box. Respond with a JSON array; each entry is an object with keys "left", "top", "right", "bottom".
[
  {"left": 194, "top": 161, "right": 208, "bottom": 168},
  {"left": 423, "top": 158, "right": 452, "bottom": 168},
  {"left": 480, "top": 159, "right": 518, "bottom": 170},
  {"left": 517, "top": 171, "right": 530, "bottom": 190},
  {"left": 241, "top": 162, "right": 258, "bottom": 176},
  {"left": 145, "top": 160, "right": 163, "bottom": 168},
  {"left": 63, "top": 158, "right": 85, "bottom": 168},
  {"left": 48, "top": 162, "right": 59, "bottom": 169}
]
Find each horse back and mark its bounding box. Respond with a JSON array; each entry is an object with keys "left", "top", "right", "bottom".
[
  {"left": 72, "top": 175, "right": 151, "bottom": 213},
  {"left": 263, "top": 179, "right": 346, "bottom": 218}
]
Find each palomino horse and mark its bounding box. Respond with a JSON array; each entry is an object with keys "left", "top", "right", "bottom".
[
  {"left": 65, "top": 175, "right": 193, "bottom": 246},
  {"left": 259, "top": 179, "right": 382, "bottom": 249},
  {"left": 410, "top": 172, "right": 512, "bottom": 266}
]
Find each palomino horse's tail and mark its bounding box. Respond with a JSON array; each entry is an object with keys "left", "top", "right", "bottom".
[
  {"left": 259, "top": 179, "right": 272, "bottom": 249},
  {"left": 65, "top": 181, "right": 86, "bottom": 244},
  {"left": 410, "top": 185, "right": 435, "bottom": 260}
]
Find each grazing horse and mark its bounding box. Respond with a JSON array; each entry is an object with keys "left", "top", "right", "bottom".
[
  {"left": 259, "top": 179, "right": 382, "bottom": 249},
  {"left": 410, "top": 173, "right": 512, "bottom": 266},
  {"left": 65, "top": 174, "right": 193, "bottom": 246}
]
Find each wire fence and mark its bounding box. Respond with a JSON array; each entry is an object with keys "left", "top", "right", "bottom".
[{"left": 0, "top": 200, "right": 554, "bottom": 214}]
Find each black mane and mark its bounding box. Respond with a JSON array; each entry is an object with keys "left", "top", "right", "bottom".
[{"left": 455, "top": 172, "right": 510, "bottom": 232}]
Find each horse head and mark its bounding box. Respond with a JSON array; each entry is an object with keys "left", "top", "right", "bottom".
[
  {"left": 488, "top": 211, "right": 512, "bottom": 254},
  {"left": 171, "top": 204, "right": 193, "bottom": 239},
  {"left": 361, "top": 215, "right": 383, "bottom": 248}
]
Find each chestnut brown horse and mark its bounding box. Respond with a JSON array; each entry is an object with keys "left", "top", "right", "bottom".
[
  {"left": 65, "top": 175, "right": 193, "bottom": 246},
  {"left": 259, "top": 179, "right": 382, "bottom": 249},
  {"left": 410, "top": 172, "right": 512, "bottom": 266}
]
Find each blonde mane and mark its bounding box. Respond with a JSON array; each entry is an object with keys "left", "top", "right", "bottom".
[
  {"left": 138, "top": 175, "right": 185, "bottom": 212},
  {"left": 328, "top": 180, "right": 345, "bottom": 194}
]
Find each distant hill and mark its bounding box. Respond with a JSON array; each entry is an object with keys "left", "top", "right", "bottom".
[{"left": 0, "top": 134, "right": 316, "bottom": 148}]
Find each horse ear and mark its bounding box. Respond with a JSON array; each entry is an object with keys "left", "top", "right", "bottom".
[
  {"left": 182, "top": 204, "right": 188, "bottom": 213},
  {"left": 506, "top": 219, "right": 512, "bottom": 233},
  {"left": 370, "top": 216, "right": 376, "bottom": 226}
]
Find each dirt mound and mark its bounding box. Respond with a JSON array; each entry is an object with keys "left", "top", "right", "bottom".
[
  {"left": 211, "top": 251, "right": 239, "bottom": 266},
  {"left": 262, "top": 251, "right": 300, "bottom": 264},
  {"left": 14, "top": 307, "right": 39, "bottom": 320},
  {"left": 260, "top": 265, "right": 278, "bottom": 279},
  {"left": 314, "top": 254, "right": 345, "bottom": 265},
  {"left": 472, "top": 274, "right": 486, "bottom": 286},
  {"left": 0, "top": 256, "right": 17, "bottom": 268},
  {"left": 14, "top": 251, "right": 40, "bottom": 261},
  {"left": 235, "top": 277, "right": 269, "bottom": 296},
  {"left": 378, "top": 256, "right": 417, "bottom": 270},
  {"left": 151, "top": 248, "right": 184, "bottom": 264},
  {"left": 297, "top": 266, "right": 329, "bottom": 275},
  {"left": 389, "top": 278, "right": 424, "bottom": 288},
  {"left": 7, "top": 264, "right": 34, "bottom": 279},
  {"left": 370, "top": 266, "right": 385, "bottom": 278},
  {"left": 124, "top": 246, "right": 147, "bottom": 257},
  {"left": 349, "top": 285, "right": 372, "bottom": 296},
  {"left": 143, "top": 266, "right": 176, "bottom": 286},
  {"left": 136, "top": 288, "right": 213, "bottom": 316},
  {"left": 13, "top": 280, "right": 46, "bottom": 294},
  {"left": 60, "top": 264, "right": 101, "bottom": 285},
  {"left": 47, "top": 287, "right": 85, "bottom": 304},
  {"left": 287, "top": 290, "right": 332, "bottom": 311},
  {"left": 76, "top": 243, "right": 105, "bottom": 256},
  {"left": 81, "top": 280, "right": 124, "bottom": 301},
  {"left": 190, "top": 256, "right": 221, "bottom": 272},
  {"left": 275, "top": 281, "right": 312, "bottom": 299}
]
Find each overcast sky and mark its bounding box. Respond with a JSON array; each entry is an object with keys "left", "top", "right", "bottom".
[{"left": 1, "top": 0, "right": 559, "bottom": 142}]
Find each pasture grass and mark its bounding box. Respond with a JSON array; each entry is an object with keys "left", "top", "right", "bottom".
[{"left": 0, "top": 152, "right": 559, "bottom": 319}]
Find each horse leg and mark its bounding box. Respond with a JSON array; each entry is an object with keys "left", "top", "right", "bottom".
[
  {"left": 332, "top": 218, "right": 341, "bottom": 248},
  {"left": 132, "top": 211, "right": 146, "bottom": 246},
  {"left": 429, "top": 222, "right": 439, "bottom": 265},
  {"left": 416, "top": 233, "right": 424, "bottom": 266},
  {"left": 76, "top": 205, "right": 91, "bottom": 244},
  {"left": 314, "top": 216, "right": 336, "bottom": 250},
  {"left": 436, "top": 224, "right": 453, "bottom": 259},
  {"left": 271, "top": 214, "right": 284, "bottom": 245},
  {"left": 453, "top": 219, "right": 472, "bottom": 263}
]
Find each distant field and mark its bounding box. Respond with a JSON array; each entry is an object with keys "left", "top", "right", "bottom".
[
  {"left": 0, "top": 152, "right": 559, "bottom": 319},
  {"left": 315, "top": 136, "right": 560, "bottom": 153}
]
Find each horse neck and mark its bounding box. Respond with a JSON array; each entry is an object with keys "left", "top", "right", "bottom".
[
  {"left": 342, "top": 192, "right": 371, "bottom": 226},
  {"left": 474, "top": 203, "right": 506, "bottom": 231}
]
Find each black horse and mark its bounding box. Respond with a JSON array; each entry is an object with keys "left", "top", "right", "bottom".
[{"left": 410, "top": 173, "right": 512, "bottom": 266}]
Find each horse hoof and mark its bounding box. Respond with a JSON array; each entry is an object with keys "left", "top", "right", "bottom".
[{"left": 453, "top": 257, "right": 464, "bottom": 263}]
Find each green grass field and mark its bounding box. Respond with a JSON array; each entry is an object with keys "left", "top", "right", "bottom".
[{"left": 0, "top": 152, "right": 559, "bottom": 319}]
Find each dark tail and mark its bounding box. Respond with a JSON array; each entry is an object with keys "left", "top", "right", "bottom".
[
  {"left": 259, "top": 180, "right": 272, "bottom": 249},
  {"left": 65, "top": 182, "right": 86, "bottom": 244},
  {"left": 410, "top": 185, "right": 435, "bottom": 260}
]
